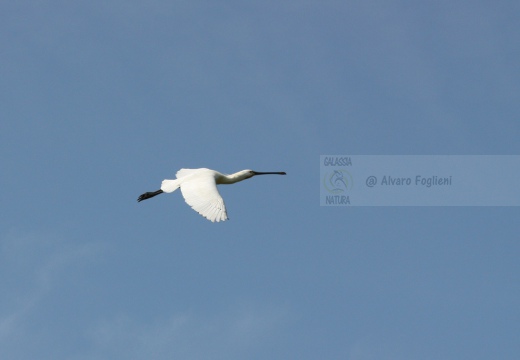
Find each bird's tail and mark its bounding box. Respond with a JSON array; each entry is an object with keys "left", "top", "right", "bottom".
[{"left": 161, "top": 179, "right": 181, "bottom": 193}]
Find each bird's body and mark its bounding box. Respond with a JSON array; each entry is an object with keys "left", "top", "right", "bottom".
[{"left": 138, "top": 168, "right": 286, "bottom": 222}]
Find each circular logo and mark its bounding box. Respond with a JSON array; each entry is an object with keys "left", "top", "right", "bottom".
[{"left": 323, "top": 170, "right": 353, "bottom": 194}]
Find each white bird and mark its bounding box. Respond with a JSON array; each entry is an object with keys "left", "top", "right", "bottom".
[{"left": 137, "top": 168, "right": 286, "bottom": 222}]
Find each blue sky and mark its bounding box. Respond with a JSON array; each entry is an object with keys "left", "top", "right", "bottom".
[{"left": 1, "top": 1, "right": 519, "bottom": 359}]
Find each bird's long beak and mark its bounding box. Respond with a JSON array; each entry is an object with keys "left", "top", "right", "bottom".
[{"left": 252, "top": 171, "right": 286, "bottom": 175}]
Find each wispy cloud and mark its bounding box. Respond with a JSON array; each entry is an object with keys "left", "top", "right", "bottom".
[
  {"left": 83, "top": 302, "right": 289, "bottom": 360},
  {"left": 0, "top": 230, "right": 104, "bottom": 355},
  {"left": 0, "top": 231, "right": 289, "bottom": 360}
]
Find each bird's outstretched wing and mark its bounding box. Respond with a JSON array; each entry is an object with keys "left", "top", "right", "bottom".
[
  {"left": 176, "top": 168, "right": 207, "bottom": 179},
  {"left": 179, "top": 173, "right": 228, "bottom": 222}
]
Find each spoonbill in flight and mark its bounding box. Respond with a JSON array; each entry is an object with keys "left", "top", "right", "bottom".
[{"left": 137, "top": 168, "right": 286, "bottom": 222}]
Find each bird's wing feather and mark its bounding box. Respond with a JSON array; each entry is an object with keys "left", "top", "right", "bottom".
[
  {"left": 179, "top": 173, "right": 228, "bottom": 222},
  {"left": 176, "top": 168, "right": 207, "bottom": 179}
]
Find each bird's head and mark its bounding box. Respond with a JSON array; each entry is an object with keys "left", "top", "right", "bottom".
[{"left": 243, "top": 170, "right": 256, "bottom": 179}]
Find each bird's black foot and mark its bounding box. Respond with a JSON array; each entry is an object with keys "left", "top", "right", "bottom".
[{"left": 137, "top": 190, "right": 163, "bottom": 202}]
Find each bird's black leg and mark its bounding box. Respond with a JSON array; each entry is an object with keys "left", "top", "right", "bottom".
[{"left": 137, "top": 189, "right": 163, "bottom": 202}]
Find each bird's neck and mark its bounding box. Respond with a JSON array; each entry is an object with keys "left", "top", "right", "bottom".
[{"left": 217, "top": 171, "right": 249, "bottom": 184}]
